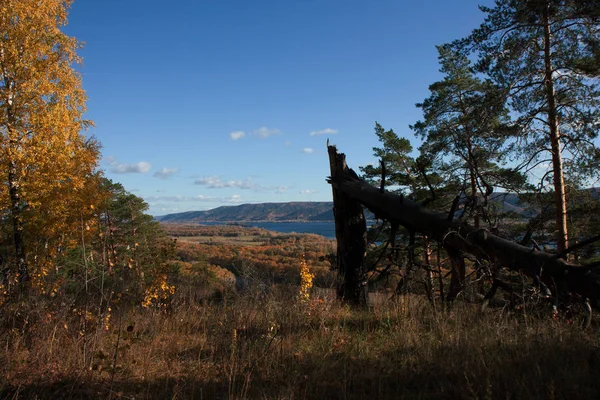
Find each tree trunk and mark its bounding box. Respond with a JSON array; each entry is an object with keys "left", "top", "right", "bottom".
[
  {"left": 4, "top": 82, "right": 28, "bottom": 284},
  {"left": 8, "top": 161, "right": 28, "bottom": 283},
  {"left": 470, "top": 169, "right": 479, "bottom": 229},
  {"left": 328, "top": 144, "right": 368, "bottom": 306},
  {"left": 543, "top": 5, "right": 569, "bottom": 255},
  {"left": 423, "top": 238, "right": 436, "bottom": 308},
  {"left": 445, "top": 245, "right": 465, "bottom": 302},
  {"left": 326, "top": 157, "right": 600, "bottom": 303}
]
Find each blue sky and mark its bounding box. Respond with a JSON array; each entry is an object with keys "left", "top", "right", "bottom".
[{"left": 64, "top": 0, "right": 492, "bottom": 216}]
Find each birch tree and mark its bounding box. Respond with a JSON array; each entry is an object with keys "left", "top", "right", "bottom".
[{"left": 0, "top": 0, "right": 99, "bottom": 285}]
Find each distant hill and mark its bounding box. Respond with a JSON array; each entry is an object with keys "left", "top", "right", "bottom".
[
  {"left": 156, "top": 194, "right": 534, "bottom": 224},
  {"left": 156, "top": 202, "right": 336, "bottom": 223},
  {"left": 488, "top": 192, "right": 527, "bottom": 215}
]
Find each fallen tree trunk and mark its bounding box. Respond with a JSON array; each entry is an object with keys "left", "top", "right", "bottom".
[{"left": 326, "top": 146, "right": 600, "bottom": 303}]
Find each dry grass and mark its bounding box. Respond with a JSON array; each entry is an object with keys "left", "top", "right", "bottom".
[{"left": 1, "top": 288, "right": 599, "bottom": 399}]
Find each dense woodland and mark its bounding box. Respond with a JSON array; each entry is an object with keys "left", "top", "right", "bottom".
[{"left": 1, "top": 0, "right": 600, "bottom": 398}]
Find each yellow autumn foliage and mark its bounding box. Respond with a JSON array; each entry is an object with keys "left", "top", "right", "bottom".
[
  {"left": 298, "top": 256, "right": 314, "bottom": 304},
  {"left": 142, "top": 274, "right": 176, "bottom": 309},
  {"left": 0, "top": 0, "right": 101, "bottom": 286}
]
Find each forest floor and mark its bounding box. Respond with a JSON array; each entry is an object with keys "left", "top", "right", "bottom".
[{"left": 2, "top": 287, "right": 600, "bottom": 400}]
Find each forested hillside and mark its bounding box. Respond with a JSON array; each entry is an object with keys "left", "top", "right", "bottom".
[
  {"left": 156, "top": 193, "right": 531, "bottom": 223},
  {"left": 157, "top": 201, "right": 336, "bottom": 222}
]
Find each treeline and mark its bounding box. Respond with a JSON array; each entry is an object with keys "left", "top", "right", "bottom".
[{"left": 164, "top": 224, "right": 276, "bottom": 238}]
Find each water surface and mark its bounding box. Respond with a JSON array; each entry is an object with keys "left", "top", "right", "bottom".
[{"left": 200, "top": 221, "right": 336, "bottom": 239}]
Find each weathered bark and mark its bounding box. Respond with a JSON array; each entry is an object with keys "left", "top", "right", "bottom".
[
  {"left": 328, "top": 145, "right": 368, "bottom": 306},
  {"left": 445, "top": 245, "right": 466, "bottom": 302},
  {"left": 326, "top": 159, "right": 600, "bottom": 303},
  {"left": 543, "top": 5, "right": 569, "bottom": 255}
]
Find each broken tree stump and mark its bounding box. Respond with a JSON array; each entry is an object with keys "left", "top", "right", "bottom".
[{"left": 328, "top": 144, "right": 368, "bottom": 306}]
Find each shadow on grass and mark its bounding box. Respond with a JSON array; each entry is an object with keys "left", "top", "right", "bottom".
[{"left": 2, "top": 338, "right": 599, "bottom": 400}]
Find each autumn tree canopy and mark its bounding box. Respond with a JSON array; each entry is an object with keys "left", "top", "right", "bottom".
[{"left": 0, "top": 0, "right": 100, "bottom": 287}]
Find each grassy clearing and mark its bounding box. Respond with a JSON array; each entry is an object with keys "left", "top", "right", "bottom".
[{"left": 2, "top": 288, "right": 599, "bottom": 400}]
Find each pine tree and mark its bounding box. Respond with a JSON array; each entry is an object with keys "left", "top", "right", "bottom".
[
  {"left": 411, "top": 44, "right": 527, "bottom": 229},
  {"left": 360, "top": 123, "right": 418, "bottom": 192},
  {"left": 464, "top": 0, "right": 600, "bottom": 254}
]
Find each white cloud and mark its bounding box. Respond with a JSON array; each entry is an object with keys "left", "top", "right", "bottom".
[
  {"left": 191, "top": 195, "right": 215, "bottom": 201},
  {"left": 193, "top": 176, "right": 289, "bottom": 195},
  {"left": 109, "top": 158, "right": 152, "bottom": 174},
  {"left": 299, "top": 189, "right": 317, "bottom": 195},
  {"left": 222, "top": 195, "right": 243, "bottom": 204},
  {"left": 528, "top": 161, "right": 552, "bottom": 181},
  {"left": 229, "top": 127, "right": 281, "bottom": 140},
  {"left": 145, "top": 195, "right": 188, "bottom": 202},
  {"left": 145, "top": 194, "right": 218, "bottom": 204},
  {"left": 310, "top": 128, "right": 338, "bottom": 136},
  {"left": 194, "top": 176, "right": 256, "bottom": 190},
  {"left": 230, "top": 131, "right": 246, "bottom": 141},
  {"left": 153, "top": 167, "right": 178, "bottom": 179},
  {"left": 532, "top": 162, "right": 551, "bottom": 170},
  {"left": 159, "top": 207, "right": 181, "bottom": 213},
  {"left": 252, "top": 126, "right": 280, "bottom": 138},
  {"left": 302, "top": 148, "right": 314, "bottom": 154},
  {"left": 145, "top": 194, "right": 217, "bottom": 202}
]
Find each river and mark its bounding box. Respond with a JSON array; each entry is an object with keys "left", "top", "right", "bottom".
[{"left": 199, "top": 221, "right": 336, "bottom": 239}]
